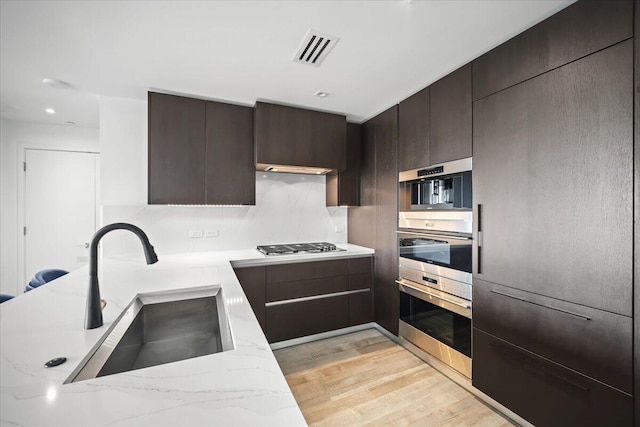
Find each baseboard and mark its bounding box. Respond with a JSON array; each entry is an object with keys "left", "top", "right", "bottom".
[{"left": 269, "top": 322, "right": 377, "bottom": 350}]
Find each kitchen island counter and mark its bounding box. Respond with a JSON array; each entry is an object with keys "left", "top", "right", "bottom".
[{"left": 0, "top": 244, "right": 373, "bottom": 426}]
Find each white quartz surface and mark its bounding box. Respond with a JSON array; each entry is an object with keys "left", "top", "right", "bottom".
[{"left": 0, "top": 244, "right": 374, "bottom": 426}]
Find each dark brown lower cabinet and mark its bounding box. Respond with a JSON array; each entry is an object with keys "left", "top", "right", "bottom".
[
  {"left": 232, "top": 266, "right": 265, "bottom": 331},
  {"left": 235, "top": 257, "right": 373, "bottom": 344},
  {"left": 473, "top": 279, "right": 633, "bottom": 393},
  {"left": 266, "top": 295, "right": 350, "bottom": 343},
  {"left": 473, "top": 329, "right": 633, "bottom": 427}
]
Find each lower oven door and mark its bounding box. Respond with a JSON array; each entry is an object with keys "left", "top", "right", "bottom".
[{"left": 397, "top": 279, "right": 472, "bottom": 378}]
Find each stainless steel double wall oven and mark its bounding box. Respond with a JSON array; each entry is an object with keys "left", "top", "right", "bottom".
[{"left": 397, "top": 157, "right": 473, "bottom": 378}]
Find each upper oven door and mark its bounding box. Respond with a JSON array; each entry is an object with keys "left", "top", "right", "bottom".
[{"left": 398, "top": 231, "right": 472, "bottom": 273}]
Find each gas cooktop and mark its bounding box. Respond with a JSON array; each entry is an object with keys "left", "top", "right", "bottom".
[{"left": 257, "top": 242, "right": 345, "bottom": 256}]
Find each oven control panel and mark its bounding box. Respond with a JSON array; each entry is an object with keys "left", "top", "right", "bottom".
[{"left": 399, "top": 264, "right": 472, "bottom": 301}]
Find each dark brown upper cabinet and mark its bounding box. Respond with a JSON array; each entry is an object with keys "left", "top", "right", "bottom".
[
  {"left": 326, "top": 123, "right": 361, "bottom": 206},
  {"left": 254, "top": 101, "right": 347, "bottom": 171},
  {"left": 473, "top": 41, "right": 633, "bottom": 316},
  {"left": 398, "top": 87, "right": 430, "bottom": 171},
  {"left": 148, "top": 92, "right": 255, "bottom": 205},
  {"left": 205, "top": 102, "right": 254, "bottom": 205},
  {"left": 429, "top": 63, "right": 472, "bottom": 164},
  {"left": 148, "top": 92, "right": 206, "bottom": 204},
  {"left": 472, "top": 0, "right": 633, "bottom": 101}
]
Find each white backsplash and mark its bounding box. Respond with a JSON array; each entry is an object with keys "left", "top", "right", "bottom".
[{"left": 102, "top": 172, "right": 348, "bottom": 258}]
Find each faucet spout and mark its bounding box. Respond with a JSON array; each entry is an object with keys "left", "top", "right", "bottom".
[{"left": 85, "top": 223, "right": 158, "bottom": 329}]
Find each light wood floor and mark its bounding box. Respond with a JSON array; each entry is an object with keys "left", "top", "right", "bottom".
[{"left": 274, "top": 329, "right": 516, "bottom": 427}]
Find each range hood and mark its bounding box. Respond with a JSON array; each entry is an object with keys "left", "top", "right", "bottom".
[{"left": 257, "top": 163, "right": 334, "bottom": 175}]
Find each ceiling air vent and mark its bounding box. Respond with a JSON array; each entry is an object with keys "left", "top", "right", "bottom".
[{"left": 292, "top": 29, "right": 339, "bottom": 67}]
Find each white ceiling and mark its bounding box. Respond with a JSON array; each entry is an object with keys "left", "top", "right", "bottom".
[{"left": 1, "top": 0, "right": 574, "bottom": 128}]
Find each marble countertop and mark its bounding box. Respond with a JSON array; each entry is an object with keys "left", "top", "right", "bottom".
[{"left": 0, "top": 244, "right": 374, "bottom": 426}]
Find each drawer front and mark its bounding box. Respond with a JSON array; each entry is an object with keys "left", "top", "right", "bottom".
[
  {"left": 473, "top": 329, "right": 633, "bottom": 427},
  {"left": 266, "top": 276, "right": 349, "bottom": 302},
  {"left": 349, "top": 257, "right": 372, "bottom": 275},
  {"left": 349, "top": 290, "right": 373, "bottom": 326},
  {"left": 266, "top": 259, "right": 349, "bottom": 283},
  {"left": 266, "top": 295, "right": 349, "bottom": 343},
  {"left": 474, "top": 279, "right": 632, "bottom": 393},
  {"left": 349, "top": 272, "right": 372, "bottom": 291}
]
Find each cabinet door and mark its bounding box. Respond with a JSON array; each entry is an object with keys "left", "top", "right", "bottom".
[
  {"left": 473, "top": 0, "right": 633, "bottom": 101},
  {"left": 205, "top": 102, "right": 254, "bottom": 205},
  {"left": 473, "top": 329, "right": 633, "bottom": 427},
  {"left": 398, "top": 87, "right": 429, "bottom": 171},
  {"left": 148, "top": 92, "right": 206, "bottom": 204},
  {"left": 473, "top": 41, "right": 633, "bottom": 315},
  {"left": 347, "top": 120, "right": 376, "bottom": 249},
  {"left": 430, "top": 64, "right": 472, "bottom": 164},
  {"left": 327, "top": 123, "right": 361, "bottom": 206},
  {"left": 233, "top": 266, "right": 266, "bottom": 331},
  {"left": 373, "top": 106, "right": 399, "bottom": 335},
  {"left": 255, "top": 102, "right": 346, "bottom": 170}
]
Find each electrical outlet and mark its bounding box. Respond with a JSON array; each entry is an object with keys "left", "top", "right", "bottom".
[
  {"left": 188, "top": 230, "right": 204, "bottom": 238},
  {"left": 205, "top": 230, "right": 219, "bottom": 238},
  {"left": 335, "top": 225, "right": 345, "bottom": 233}
]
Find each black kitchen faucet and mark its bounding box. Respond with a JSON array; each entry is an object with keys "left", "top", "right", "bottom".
[{"left": 85, "top": 223, "right": 158, "bottom": 329}]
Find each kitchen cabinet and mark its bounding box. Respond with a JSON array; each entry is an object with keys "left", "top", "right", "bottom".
[
  {"left": 236, "top": 257, "right": 373, "bottom": 343},
  {"left": 326, "top": 123, "right": 361, "bottom": 206},
  {"left": 347, "top": 120, "right": 376, "bottom": 249},
  {"left": 205, "top": 101, "right": 254, "bottom": 205},
  {"left": 232, "top": 266, "right": 266, "bottom": 331},
  {"left": 473, "top": 329, "right": 633, "bottom": 427},
  {"left": 254, "top": 101, "right": 346, "bottom": 171},
  {"left": 473, "top": 40, "right": 633, "bottom": 316},
  {"left": 398, "top": 64, "right": 471, "bottom": 171},
  {"left": 349, "top": 106, "right": 398, "bottom": 335},
  {"left": 148, "top": 92, "right": 255, "bottom": 205},
  {"left": 474, "top": 279, "right": 632, "bottom": 393},
  {"left": 148, "top": 92, "right": 206, "bottom": 204},
  {"left": 472, "top": 0, "right": 632, "bottom": 101},
  {"left": 398, "top": 87, "right": 429, "bottom": 171},
  {"left": 429, "top": 63, "right": 472, "bottom": 164}
]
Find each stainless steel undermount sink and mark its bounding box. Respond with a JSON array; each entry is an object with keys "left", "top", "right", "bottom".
[{"left": 67, "top": 286, "right": 234, "bottom": 383}]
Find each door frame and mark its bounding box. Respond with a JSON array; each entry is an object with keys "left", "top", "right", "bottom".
[{"left": 17, "top": 145, "right": 99, "bottom": 294}]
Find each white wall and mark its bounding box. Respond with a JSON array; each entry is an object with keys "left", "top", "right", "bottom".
[
  {"left": 0, "top": 119, "right": 99, "bottom": 295},
  {"left": 99, "top": 96, "right": 347, "bottom": 260}
]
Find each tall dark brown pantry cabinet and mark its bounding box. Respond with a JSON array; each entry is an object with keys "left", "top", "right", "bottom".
[{"left": 471, "top": 1, "right": 634, "bottom": 426}]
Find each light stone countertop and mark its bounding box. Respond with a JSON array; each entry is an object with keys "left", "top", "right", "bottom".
[{"left": 0, "top": 244, "right": 374, "bottom": 427}]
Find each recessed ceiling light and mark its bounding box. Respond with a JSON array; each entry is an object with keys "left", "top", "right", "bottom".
[
  {"left": 42, "top": 78, "right": 73, "bottom": 90},
  {"left": 45, "top": 108, "right": 56, "bottom": 114},
  {"left": 314, "top": 91, "right": 329, "bottom": 98}
]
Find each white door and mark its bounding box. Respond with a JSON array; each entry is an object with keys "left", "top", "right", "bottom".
[{"left": 24, "top": 149, "right": 98, "bottom": 287}]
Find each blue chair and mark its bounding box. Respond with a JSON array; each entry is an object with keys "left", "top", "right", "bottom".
[
  {"left": 0, "top": 294, "right": 14, "bottom": 303},
  {"left": 25, "top": 269, "right": 69, "bottom": 292}
]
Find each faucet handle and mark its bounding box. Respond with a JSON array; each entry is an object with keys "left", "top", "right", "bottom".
[{"left": 100, "top": 299, "right": 107, "bottom": 310}]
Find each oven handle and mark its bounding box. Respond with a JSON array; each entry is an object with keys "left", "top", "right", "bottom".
[
  {"left": 396, "top": 279, "right": 471, "bottom": 310},
  {"left": 396, "top": 230, "right": 472, "bottom": 241}
]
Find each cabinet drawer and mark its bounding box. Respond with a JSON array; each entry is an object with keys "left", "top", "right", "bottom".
[
  {"left": 266, "top": 295, "right": 349, "bottom": 343},
  {"left": 349, "top": 257, "right": 372, "bottom": 275},
  {"left": 349, "top": 273, "right": 372, "bottom": 291},
  {"left": 266, "top": 276, "right": 348, "bottom": 302},
  {"left": 474, "top": 279, "right": 632, "bottom": 393},
  {"left": 266, "top": 259, "right": 348, "bottom": 283},
  {"left": 473, "top": 329, "right": 633, "bottom": 427}
]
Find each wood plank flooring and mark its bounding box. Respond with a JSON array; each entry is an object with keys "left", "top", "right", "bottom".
[{"left": 274, "top": 329, "right": 515, "bottom": 427}]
